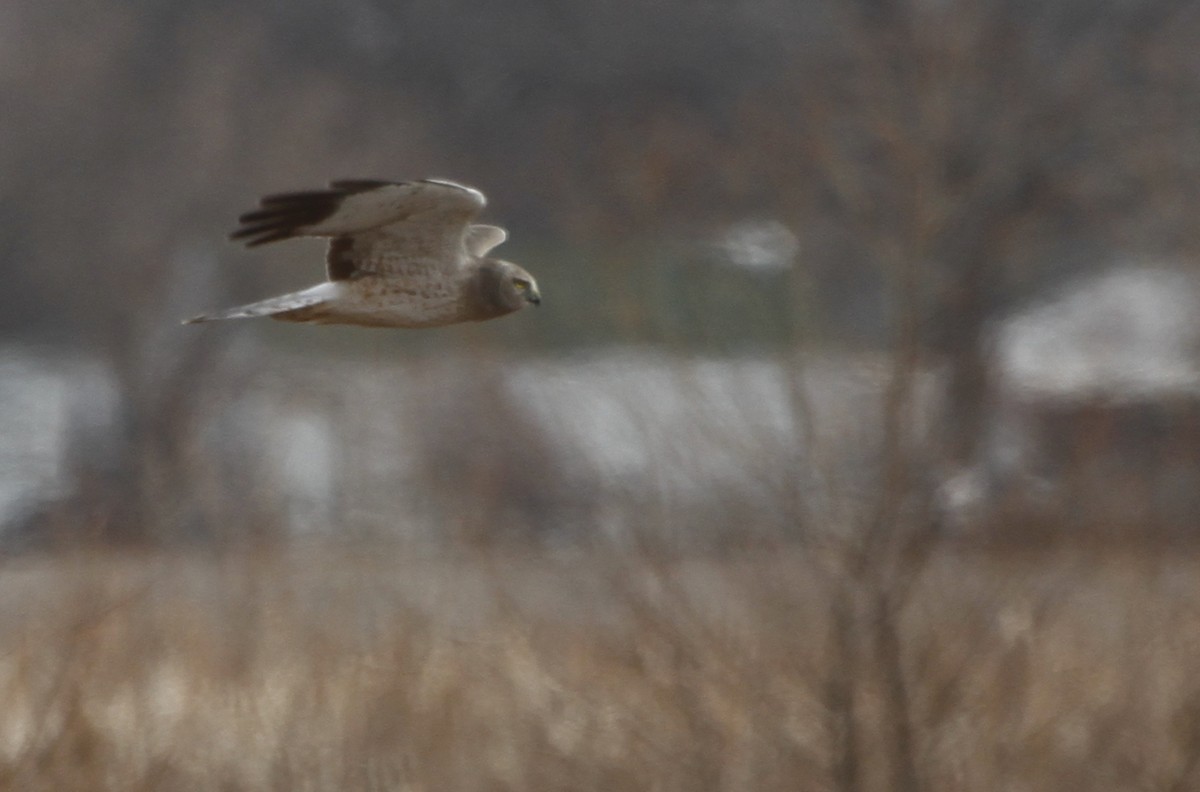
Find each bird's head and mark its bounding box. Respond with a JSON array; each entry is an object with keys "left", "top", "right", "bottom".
[
  {"left": 507, "top": 265, "right": 541, "bottom": 307},
  {"left": 494, "top": 259, "right": 541, "bottom": 307},
  {"left": 477, "top": 259, "right": 541, "bottom": 317}
]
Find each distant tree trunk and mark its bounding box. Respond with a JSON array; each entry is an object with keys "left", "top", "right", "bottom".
[
  {"left": 826, "top": 592, "right": 863, "bottom": 792},
  {"left": 873, "top": 587, "right": 921, "bottom": 792},
  {"left": 934, "top": 251, "right": 1001, "bottom": 470}
]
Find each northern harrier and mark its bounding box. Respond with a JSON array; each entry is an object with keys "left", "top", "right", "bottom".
[{"left": 185, "top": 179, "right": 540, "bottom": 328}]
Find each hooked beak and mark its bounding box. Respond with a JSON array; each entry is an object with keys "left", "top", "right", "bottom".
[{"left": 526, "top": 285, "right": 542, "bottom": 306}]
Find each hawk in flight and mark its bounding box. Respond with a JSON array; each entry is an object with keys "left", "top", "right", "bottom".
[{"left": 186, "top": 179, "right": 540, "bottom": 328}]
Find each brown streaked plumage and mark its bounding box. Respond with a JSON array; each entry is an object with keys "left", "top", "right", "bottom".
[{"left": 184, "top": 179, "right": 540, "bottom": 328}]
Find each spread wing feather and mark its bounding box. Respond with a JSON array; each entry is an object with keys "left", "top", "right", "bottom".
[{"left": 229, "top": 179, "right": 487, "bottom": 251}]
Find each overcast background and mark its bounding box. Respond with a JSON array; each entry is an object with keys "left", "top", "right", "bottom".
[
  {"left": 2, "top": 0, "right": 1199, "bottom": 545},
  {"left": 6, "top": 2, "right": 1200, "bottom": 790}
]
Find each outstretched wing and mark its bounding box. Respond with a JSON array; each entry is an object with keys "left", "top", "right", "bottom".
[{"left": 230, "top": 179, "right": 487, "bottom": 260}]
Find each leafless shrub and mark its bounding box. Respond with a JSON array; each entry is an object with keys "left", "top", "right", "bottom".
[{"left": 0, "top": 546, "right": 1197, "bottom": 791}]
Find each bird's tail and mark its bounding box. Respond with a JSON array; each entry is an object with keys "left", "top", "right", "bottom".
[{"left": 183, "top": 283, "right": 338, "bottom": 324}]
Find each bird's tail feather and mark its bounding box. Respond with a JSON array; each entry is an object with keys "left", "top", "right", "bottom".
[{"left": 183, "top": 284, "right": 336, "bottom": 324}]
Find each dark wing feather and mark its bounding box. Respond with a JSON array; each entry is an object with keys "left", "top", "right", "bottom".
[
  {"left": 229, "top": 179, "right": 488, "bottom": 281},
  {"left": 229, "top": 180, "right": 404, "bottom": 248},
  {"left": 326, "top": 236, "right": 357, "bottom": 281}
]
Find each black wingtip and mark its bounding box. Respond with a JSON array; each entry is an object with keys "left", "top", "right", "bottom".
[
  {"left": 228, "top": 179, "right": 417, "bottom": 248},
  {"left": 229, "top": 188, "right": 346, "bottom": 247},
  {"left": 229, "top": 228, "right": 295, "bottom": 248},
  {"left": 259, "top": 190, "right": 341, "bottom": 206}
]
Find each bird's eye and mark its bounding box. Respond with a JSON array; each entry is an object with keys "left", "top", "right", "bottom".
[{"left": 512, "top": 278, "right": 529, "bottom": 291}]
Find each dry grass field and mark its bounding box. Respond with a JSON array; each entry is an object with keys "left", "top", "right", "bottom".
[{"left": 0, "top": 541, "right": 1198, "bottom": 792}]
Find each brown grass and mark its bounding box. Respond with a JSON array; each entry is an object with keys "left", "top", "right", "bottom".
[{"left": 0, "top": 541, "right": 1197, "bottom": 791}]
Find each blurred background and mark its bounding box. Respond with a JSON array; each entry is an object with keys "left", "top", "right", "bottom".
[{"left": 2, "top": 0, "right": 1200, "bottom": 789}]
